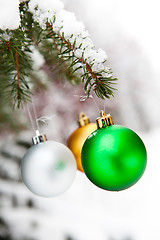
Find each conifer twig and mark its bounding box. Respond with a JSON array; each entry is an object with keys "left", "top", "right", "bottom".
[
  {"left": 0, "top": 1, "right": 117, "bottom": 110},
  {"left": 46, "top": 23, "right": 117, "bottom": 99},
  {"left": 15, "top": 51, "right": 20, "bottom": 99}
]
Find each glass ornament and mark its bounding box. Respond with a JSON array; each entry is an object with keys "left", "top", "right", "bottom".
[
  {"left": 81, "top": 111, "right": 147, "bottom": 191},
  {"left": 67, "top": 113, "right": 97, "bottom": 172},
  {"left": 21, "top": 131, "right": 77, "bottom": 197}
]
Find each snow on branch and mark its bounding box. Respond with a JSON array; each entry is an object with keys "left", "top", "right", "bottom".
[
  {"left": 29, "top": 0, "right": 117, "bottom": 99},
  {"left": 0, "top": 0, "right": 117, "bottom": 108},
  {"left": 0, "top": 0, "right": 20, "bottom": 30},
  {"left": 29, "top": 0, "right": 108, "bottom": 75}
]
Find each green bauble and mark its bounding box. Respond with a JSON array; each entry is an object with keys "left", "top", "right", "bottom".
[{"left": 81, "top": 124, "right": 147, "bottom": 191}]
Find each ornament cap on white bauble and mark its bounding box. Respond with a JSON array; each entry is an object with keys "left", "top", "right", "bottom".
[
  {"left": 32, "top": 129, "right": 47, "bottom": 144},
  {"left": 21, "top": 130, "right": 77, "bottom": 197}
]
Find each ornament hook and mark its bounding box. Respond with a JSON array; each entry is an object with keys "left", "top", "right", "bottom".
[{"left": 100, "top": 110, "right": 106, "bottom": 118}]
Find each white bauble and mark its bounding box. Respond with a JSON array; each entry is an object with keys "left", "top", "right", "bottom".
[{"left": 21, "top": 141, "right": 77, "bottom": 197}]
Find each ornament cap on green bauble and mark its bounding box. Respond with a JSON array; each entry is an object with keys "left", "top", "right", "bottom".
[{"left": 81, "top": 111, "right": 147, "bottom": 191}]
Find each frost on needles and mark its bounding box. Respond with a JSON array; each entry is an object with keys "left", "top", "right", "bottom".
[{"left": 0, "top": 0, "right": 117, "bottom": 108}]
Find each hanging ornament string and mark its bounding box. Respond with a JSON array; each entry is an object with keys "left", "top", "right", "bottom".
[
  {"left": 74, "top": 91, "right": 107, "bottom": 114},
  {"left": 26, "top": 103, "right": 37, "bottom": 133},
  {"left": 74, "top": 94, "right": 100, "bottom": 113},
  {"left": 31, "top": 100, "right": 40, "bottom": 132},
  {"left": 90, "top": 89, "right": 107, "bottom": 113},
  {"left": 103, "top": 100, "right": 106, "bottom": 113},
  {"left": 26, "top": 100, "right": 55, "bottom": 132},
  {"left": 90, "top": 95, "right": 101, "bottom": 113}
]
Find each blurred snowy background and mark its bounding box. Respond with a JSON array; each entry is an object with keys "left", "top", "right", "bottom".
[{"left": 1, "top": 0, "right": 160, "bottom": 239}]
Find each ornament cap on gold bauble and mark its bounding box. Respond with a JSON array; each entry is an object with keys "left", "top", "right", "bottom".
[
  {"left": 78, "top": 112, "right": 90, "bottom": 127},
  {"left": 67, "top": 113, "right": 97, "bottom": 172},
  {"left": 81, "top": 110, "right": 147, "bottom": 191}
]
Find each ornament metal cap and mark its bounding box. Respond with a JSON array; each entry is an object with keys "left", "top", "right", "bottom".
[
  {"left": 32, "top": 130, "right": 47, "bottom": 145},
  {"left": 78, "top": 112, "right": 90, "bottom": 127},
  {"left": 96, "top": 110, "right": 113, "bottom": 129}
]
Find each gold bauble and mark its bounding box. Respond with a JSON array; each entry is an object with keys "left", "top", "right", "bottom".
[{"left": 67, "top": 113, "right": 97, "bottom": 172}]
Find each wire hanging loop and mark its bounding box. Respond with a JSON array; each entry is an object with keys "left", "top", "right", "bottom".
[
  {"left": 74, "top": 94, "right": 100, "bottom": 113},
  {"left": 36, "top": 114, "right": 55, "bottom": 126}
]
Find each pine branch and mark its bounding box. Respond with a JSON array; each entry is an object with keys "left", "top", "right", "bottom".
[
  {"left": 0, "top": 1, "right": 118, "bottom": 111},
  {"left": 0, "top": 29, "right": 32, "bottom": 107},
  {"left": 44, "top": 23, "right": 117, "bottom": 99},
  {"left": 15, "top": 52, "right": 20, "bottom": 99},
  {"left": 36, "top": 23, "right": 81, "bottom": 84}
]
